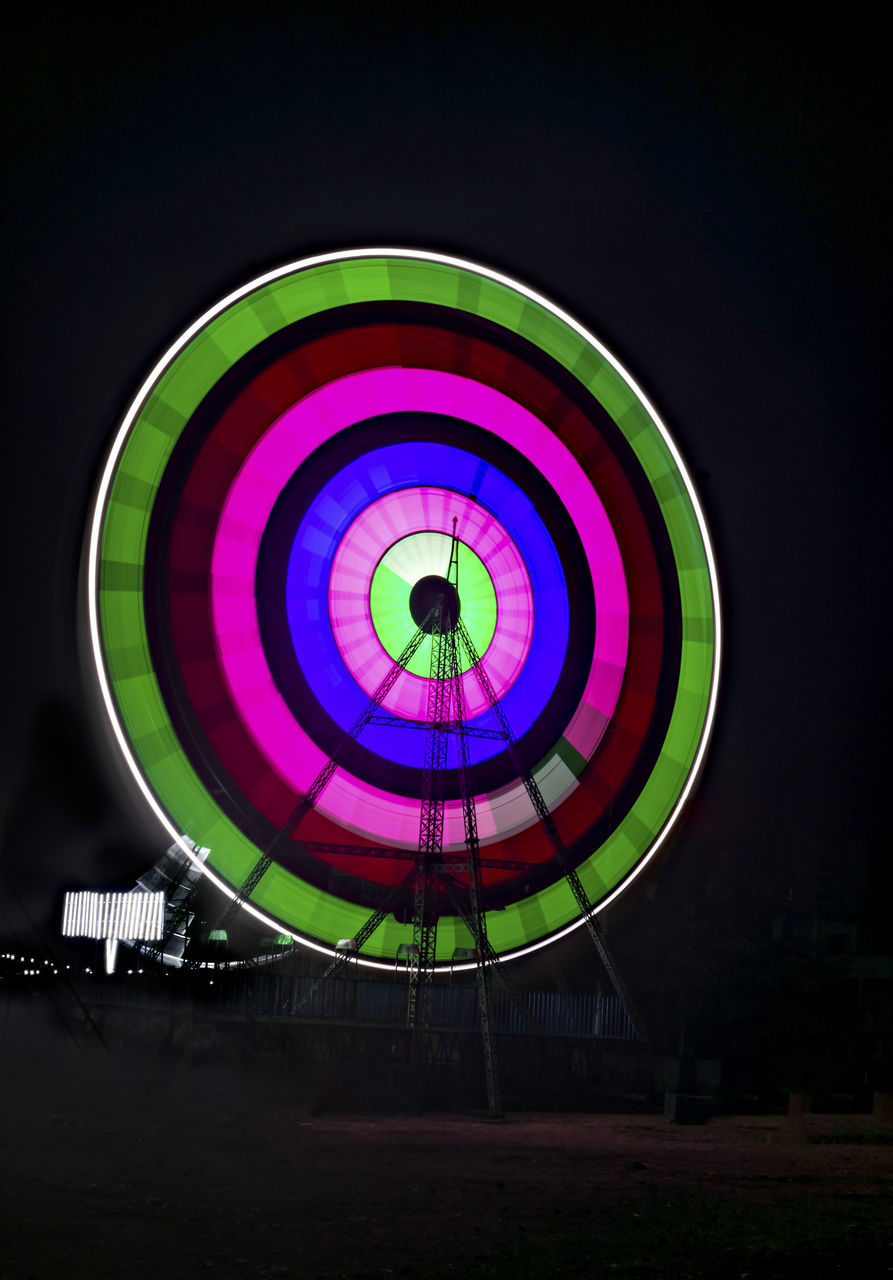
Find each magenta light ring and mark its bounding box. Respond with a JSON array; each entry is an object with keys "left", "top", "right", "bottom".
[
  {"left": 210, "top": 366, "right": 629, "bottom": 848},
  {"left": 328, "top": 487, "right": 533, "bottom": 722},
  {"left": 277, "top": 439, "right": 576, "bottom": 773}
]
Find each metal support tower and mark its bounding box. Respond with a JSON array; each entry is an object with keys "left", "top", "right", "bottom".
[
  {"left": 215, "top": 621, "right": 431, "bottom": 931},
  {"left": 403, "top": 521, "right": 500, "bottom": 1113},
  {"left": 407, "top": 527, "right": 456, "bottom": 1033},
  {"left": 448, "top": 601, "right": 500, "bottom": 1109},
  {"left": 197, "top": 515, "right": 644, "bottom": 1110},
  {"left": 456, "top": 618, "right": 648, "bottom": 1041}
]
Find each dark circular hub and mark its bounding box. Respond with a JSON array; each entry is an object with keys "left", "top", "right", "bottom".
[{"left": 409, "top": 575, "right": 461, "bottom": 633}]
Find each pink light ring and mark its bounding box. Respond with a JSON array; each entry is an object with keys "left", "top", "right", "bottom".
[
  {"left": 560, "top": 556, "right": 630, "bottom": 753},
  {"left": 435, "top": 762, "right": 586, "bottom": 853},
  {"left": 565, "top": 702, "right": 611, "bottom": 756},
  {"left": 328, "top": 608, "right": 529, "bottom": 722},
  {"left": 216, "top": 511, "right": 264, "bottom": 548},
  {"left": 227, "top": 651, "right": 330, "bottom": 782},
  {"left": 564, "top": 652, "right": 627, "bottom": 757},
  {"left": 328, "top": 494, "right": 515, "bottom": 625},
  {"left": 213, "top": 366, "right": 625, "bottom": 667},
  {"left": 320, "top": 773, "right": 421, "bottom": 847},
  {"left": 475, "top": 749, "right": 587, "bottom": 845},
  {"left": 350, "top": 488, "right": 487, "bottom": 550},
  {"left": 327, "top": 487, "right": 533, "bottom": 721},
  {"left": 210, "top": 368, "right": 628, "bottom": 846},
  {"left": 452, "top": 781, "right": 554, "bottom": 848},
  {"left": 323, "top": 775, "right": 503, "bottom": 851},
  {"left": 324, "top": 623, "right": 528, "bottom": 727},
  {"left": 210, "top": 566, "right": 335, "bottom": 795},
  {"left": 319, "top": 725, "right": 564, "bottom": 852},
  {"left": 219, "top": 405, "right": 336, "bottom": 533}
]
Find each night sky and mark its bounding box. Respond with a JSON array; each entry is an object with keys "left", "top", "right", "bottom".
[{"left": 1, "top": 8, "right": 888, "bottom": 999}]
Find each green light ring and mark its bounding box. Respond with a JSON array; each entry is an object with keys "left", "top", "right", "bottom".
[
  {"left": 369, "top": 534, "right": 498, "bottom": 678},
  {"left": 92, "top": 249, "right": 720, "bottom": 966}
]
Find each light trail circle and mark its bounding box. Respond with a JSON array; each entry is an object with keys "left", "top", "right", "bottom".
[
  {"left": 323, "top": 488, "right": 531, "bottom": 717},
  {"left": 211, "top": 373, "right": 624, "bottom": 841},
  {"left": 368, "top": 530, "right": 499, "bottom": 678},
  {"left": 88, "top": 248, "right": 721, "bottom": 969},
  {"left": 279, "top": 437, "right": 578, "bottom": 773},
  {"left": 342, "top": 517, "right": 512, "bottom": 697}
]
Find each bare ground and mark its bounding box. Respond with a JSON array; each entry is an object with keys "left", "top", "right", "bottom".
[{"left": 1, "top": 1008, "right": 890, "bottom": 1279}]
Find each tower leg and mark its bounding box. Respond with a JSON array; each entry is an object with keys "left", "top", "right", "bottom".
[
  {"left": 449, "top": 621, "right": 501, "bottom": 1117},
  {"left": 457, "top": 618, "right": 648, "bottom": 1042}
]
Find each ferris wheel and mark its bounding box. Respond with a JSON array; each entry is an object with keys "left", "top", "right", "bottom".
[{"left": 88, "top": 249, "right": 720, "bottom": 993}]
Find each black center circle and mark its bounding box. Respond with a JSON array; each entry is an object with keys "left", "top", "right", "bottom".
[{"left": 409, "top": 575, "right": 461, "bottom": 633}]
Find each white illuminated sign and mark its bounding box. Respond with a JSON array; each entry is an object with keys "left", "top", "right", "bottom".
[{"left": 62, "top": 891, "right": 165, "bottom": 973}]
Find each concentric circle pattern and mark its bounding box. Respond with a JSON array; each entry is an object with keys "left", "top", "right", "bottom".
[
  {"left": 369, "top": 529, "right": 499, "bottom": 677},
  {"left": 89, "top": 249, "right": 720, "bottom": 968}
]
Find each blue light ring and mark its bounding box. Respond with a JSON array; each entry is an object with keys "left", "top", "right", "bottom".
[{"left": 284, "top": 441, "right": 570, "bottom": 769}]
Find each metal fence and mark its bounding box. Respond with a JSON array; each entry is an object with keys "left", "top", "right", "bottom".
[
  {"left": 188, "top": 972, "right": 638, "bottom": 1040},
  {"left": 79, "top": 969, "right": 637, "bottom": 1041}
]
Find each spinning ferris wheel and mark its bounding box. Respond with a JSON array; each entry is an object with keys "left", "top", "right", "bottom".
[{"left": 87, "top": 249, "right": 720, "bottom": 999}]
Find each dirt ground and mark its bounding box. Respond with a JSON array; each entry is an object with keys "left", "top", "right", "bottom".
[{"left": 1, "top": 1008, "right": 891, "bottom": 1279}]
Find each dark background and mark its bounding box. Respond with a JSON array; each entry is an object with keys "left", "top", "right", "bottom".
[{"left": 1, "top": 6, "right": 888, "bottom": 1065}]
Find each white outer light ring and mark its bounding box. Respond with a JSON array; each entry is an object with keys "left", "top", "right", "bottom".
[{"left": 86, "top": 247, "right": 722, "bottom": 972}]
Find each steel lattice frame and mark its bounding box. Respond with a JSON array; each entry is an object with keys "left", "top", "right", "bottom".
[{"left": 88, "top": 248, "right": 721, "bottom": 970}]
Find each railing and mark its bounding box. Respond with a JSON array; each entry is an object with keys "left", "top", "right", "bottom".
[{"left": 87, "top": 971, "right": 637, "bottom": 1040}]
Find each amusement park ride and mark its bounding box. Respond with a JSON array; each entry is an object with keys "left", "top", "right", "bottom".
[{"left": 85, "top": 249, "right": 720, "bottom": 1114}]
